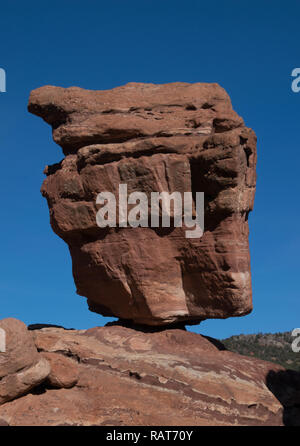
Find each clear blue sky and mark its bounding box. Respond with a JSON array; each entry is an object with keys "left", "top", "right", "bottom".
[{"left": 0, "top": 0, "right": 299, "bottom": 339}]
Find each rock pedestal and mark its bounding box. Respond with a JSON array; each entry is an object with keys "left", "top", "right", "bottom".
[{"left": 0, "top": 320, "right": 299, "bottom": 426}]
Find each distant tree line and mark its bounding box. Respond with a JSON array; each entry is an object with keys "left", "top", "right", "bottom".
[{"left": 222, "top": 332, "right": 300, "bottom": 371}]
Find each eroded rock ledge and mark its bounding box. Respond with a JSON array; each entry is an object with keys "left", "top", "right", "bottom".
[
  {"left": 0, "top": 318, "right": 299, "bottom": 426},
  {"left": 28, "top": 82, "right": 257, "bottom": 326}
]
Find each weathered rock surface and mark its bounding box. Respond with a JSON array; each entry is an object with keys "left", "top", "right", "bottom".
[
  {"left": 0, "top": 318, "right": 50, "bottom": 404},
  {"left": 41, "top": 352, "right": 78, "bottom": 389},
  {"left": 0, "top": 321, "right": 299, "bottom": 426},
  {"left": 28, "top": 82, "right": 257, "bottom": 325}
]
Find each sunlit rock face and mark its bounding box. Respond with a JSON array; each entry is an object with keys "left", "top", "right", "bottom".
[
  {"left": 1, "top": 321, "right": 298, "bottom": 426},
  {"left": 28, "top": 82, "right": 257, "bottom": 326}
]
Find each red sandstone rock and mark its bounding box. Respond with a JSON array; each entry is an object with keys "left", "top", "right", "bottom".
[
  {"left": 28, "top": 82, "right": 257, "bottom": 326},
  {"left": 41, "top": 352, "right": 78, "bottom": 389},
  {"left": 0, "top": 319, "right": 50, "bottom": 404},
  {"left": 0, "top": 318, "right": 39, "bottom": 378},
  {"left": 0, "top": 323, "right": 298, "bottom": 426}
]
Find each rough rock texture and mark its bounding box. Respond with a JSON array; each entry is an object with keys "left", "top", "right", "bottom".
[
  {"left": 28, "top": 82, "right": 257, "bottom": 326},
  {"left": 0, "top": 319, "right": 50, "bottom": 404},
  {"left": 41, "top": 352, "right": 78, "bottom": 389},
  {"left": 0, "top": 322, "right": 299, "bottom": 426}
]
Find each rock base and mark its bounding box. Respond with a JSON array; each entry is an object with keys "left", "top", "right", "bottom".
[{"left": 0, "top": 319, "right": 299, "bottom": 426}]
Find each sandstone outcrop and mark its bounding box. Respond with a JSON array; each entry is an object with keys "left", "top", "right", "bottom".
[
  {"left": 28, "top": 82, "right": 257, "bottom": 326},
  {"left": 0, "top": 319, "right": 299, "bottom": 426}
]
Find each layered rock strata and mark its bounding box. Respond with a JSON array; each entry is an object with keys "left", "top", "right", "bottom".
[
  {"left": 0, "top": 319, "right": 299, "bottom": 426},
  {"left": 28, "top": 82, "right": 257, "bottom": 325}
]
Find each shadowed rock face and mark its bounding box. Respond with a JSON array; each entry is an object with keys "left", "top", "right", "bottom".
[{"left": 28, "top": 82, "right": 257, "bottom": 326}]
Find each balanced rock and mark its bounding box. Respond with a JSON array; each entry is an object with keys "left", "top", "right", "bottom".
[{"left": 28, "top": 82, "right": 257, "bottom": 326}]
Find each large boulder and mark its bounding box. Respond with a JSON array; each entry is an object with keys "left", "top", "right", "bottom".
[
  {"left": 28, "top": 82, "right": 257, "bottom": 325},
  {"left": 0, "top": 318, "right": 50, "bottom": 404}
]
